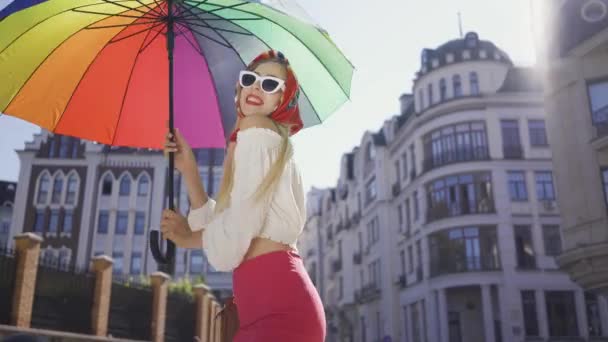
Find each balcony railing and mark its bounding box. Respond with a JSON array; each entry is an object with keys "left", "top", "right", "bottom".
[
  {"left": 332, "top": 259, "right": 342, "bottom": 273},
  {"left": 392, "top": 182, "right": 401, "bottom": 197},
  {"left": 355, "top": 283, "right": 381, "bottom": 304},
  {"left": 430, "top": 256, "right": 501, "bottom": 277},
  {"left": 503, "top": 145, "right": 524, "bottom": 159},
  {"left": 395, "top": 274, "right": 407, "bottom": 289},
  {"left": 353, "top": 252, "right": 362, "bottom": 265},
  {"left": 426, "top": 198, "right": 494, "bottom": 222},
  {"left": 423, "top": 147, "right": 490, "bottom": 172}
]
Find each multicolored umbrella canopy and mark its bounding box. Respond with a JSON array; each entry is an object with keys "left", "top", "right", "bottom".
[{"left": 0, "top": 0, "right": 354, "bottom": 149}]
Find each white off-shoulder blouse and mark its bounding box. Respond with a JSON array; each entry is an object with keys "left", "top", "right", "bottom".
[{"left": 187, "top": 127, "right": 306, "bottom": 272}]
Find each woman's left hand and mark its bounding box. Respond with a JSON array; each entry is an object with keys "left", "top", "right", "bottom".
[{"left": 160, "top": 209, "right": 192, "bottom": 247}]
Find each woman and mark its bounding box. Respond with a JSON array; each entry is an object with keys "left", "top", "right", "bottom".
[{"left": 160, "top": 50, "right": 325, "bottom": 341}]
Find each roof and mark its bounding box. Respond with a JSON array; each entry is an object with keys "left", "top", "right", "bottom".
[{"left": 497, "top": 67, "right": 543, "bottom": 93}]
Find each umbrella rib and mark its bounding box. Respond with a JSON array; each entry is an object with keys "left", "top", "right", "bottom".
[
  {"left": 138, "top": 23, "right": 165, "bottom": 53},
  {"left": 110, "top": 21, "right": 164, "bottom": 44},
  {"left": 1, "top": 0, "right": 145, "bottom": 56},
  {"left": 173, "top": 24, "right": 204, "bottom": 55},
  {"left": 181, "top": 24, "right": 231, "bottom": 49},
  {"left": 178, "top": 18, "right": 253, "bottom": 36},
  {"left": 72, "top": 8, "right": 157, "bottom": 20},
  {"left": 151, "top": 0, "right": 167, "bottom": 16},
  {"left": 110, "top": 26, "right": 156, "bottom": 146},
  {"left": 133, "top": 0, "right": 161, "bottom": 15},
  {"left": 176, "top": 1, "right": 244, "bottom": 45},
  {"left": 99, "top": 0, "right": 155, "bottom": 17},
  {"left": 87, "top": 18, "right": 163, "bottom": 30}
]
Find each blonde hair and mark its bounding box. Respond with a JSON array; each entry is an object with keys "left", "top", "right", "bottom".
[{"left": 214, "top": 58, "right": 294, "bottom": 214}]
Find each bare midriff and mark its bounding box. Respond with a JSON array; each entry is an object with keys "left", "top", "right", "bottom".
[{"left": 242, "top": 236, "right": 295, "bottom": 261}]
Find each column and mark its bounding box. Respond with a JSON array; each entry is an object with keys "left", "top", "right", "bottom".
[
  {"left": 150, "top": 272, "right": 170, "bottom": 342},
  {"left": 481, "top": 284, "right": 496, "bottom": 342},
  {"left": 598, "top": 294, "right": 608, "bottom": 338},
  {"left": 536, "top": 289, "right": 549, "bottom": 338},
  {"left": 91, "top": 255, "right": 113, "bottom": 336},
  {"left": 194, "top": 284, "right": 212, "bottom": 341},
  {"left": 11, "top": 233, "right": 42, "bottom": 328},
  {"left": 426, "top": 292, "right": 439, "bottom": 342},
  {"left": 438, "top": 288, "right": 449, "bottom": 342},
  {"left": 575, "top": 289, "right": 589, "bottom": 338}
]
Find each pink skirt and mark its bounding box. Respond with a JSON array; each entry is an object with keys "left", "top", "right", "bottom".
[{"left": 232, "top": 250, "right": 326, "bottom": 342}]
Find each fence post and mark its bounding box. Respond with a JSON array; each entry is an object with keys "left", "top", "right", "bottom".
[
  {"left": 194, "top": 284, "right": 212, "bottom": 341},
  {"left": 209, "top": 303, "right": 217, "bottom": 342},
  {"left": 11, "top": 233, "right": 42, "bottom": 328},
  {"left": 90, "top": 255, "right": 113, "bottom": 337},
  {"left": 150, "top": 272, "right": 170, "bottom": 342},
  {"left": 214, "top": 301, "right": 222, "bottom": 342}
]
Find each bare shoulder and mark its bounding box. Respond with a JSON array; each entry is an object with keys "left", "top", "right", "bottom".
[{"left": 239, "top": 115, "right": 279, "bottom": 134}]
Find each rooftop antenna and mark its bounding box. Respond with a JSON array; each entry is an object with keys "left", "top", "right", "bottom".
[{"left": 458, "top": 12, "right": 464, "bottom": 38}]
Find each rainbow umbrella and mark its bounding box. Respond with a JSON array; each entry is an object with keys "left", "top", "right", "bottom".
[{"left": 0, "top": 0, "right": 353, "bottom": 266}]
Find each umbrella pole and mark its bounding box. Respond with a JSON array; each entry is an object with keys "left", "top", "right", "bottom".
[{"left": 150, "top": 0, "right": 176, "bottom": 271}]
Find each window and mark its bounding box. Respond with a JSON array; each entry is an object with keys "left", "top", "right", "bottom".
[
  {"left": 521, "top": 291, "right": 539, "bottom": 336},
  {"left": 0, "top": 221, "right": 9, "bottom": 234},
  {"left": 545, "top": 291, "right": 579, "bottom": 337},
  {"left": 410, "top": 144, "right": 416, "bottom": 176},
  {"left": 365, "top": 177, "right": 377, "bottom": 205},
  {"left": 429, "top": 226, "right": 500, "bottom": 276},
  {"left": 585, "top": 292, "right": 603, "bottom": 337},
  {"left": 97, "top": 211, "right": 109, "bottom": 234},
  {"left": 528, "top": 120, "right": 548, "bottom": 146},
  {"left": 367, "top": 216, "right": 380, "bottom": 247},
  {"left": 51, "top": 175, "right": 63, "bottom": 204},
  {"left": 102, "top": 174, "right": 113, "bottom": 196},
  {"left": 366, "top": 142, "right": 375, "bottom": 161},
  {"left": 588, "top": 80, "right": 608, "bottom": 129},
  {"left": 368, "top": 259, "right": 381, "bottom": 288},
  {"left": 413, "top": 191, "right": 420, "bottom": 221},
  {"left": 415, "top": 240, "right": 423, "bottom": 271},
  {"left": 423, "top": 121, "right": 489, "bottom": 170},
  {"left": 66, "top": 174, "right": 77, "bottom": 205},
  {"left": 58, "top": 249, "right": 70, "bottom": 270},
  {"left": 48, "top": 137, "right": 56, "bottom": 158},
  {"left": 112, "top": 252, "right": 124, "bottom": 274},
  {"left": 508, "top": 171, "right": 528, "bottom": 201},
  {"left": 401, "top": 152, "right": 407, "bottom": 179},
  {"left": 394, "top": 161, "right": 401, "bottom": 182},
  {"left": 361, "top": 316, "right": 367, "bottom": 342},
  {"left": 338, "top": 276, "right": 343, "bottom": 299},
  {"left": 405, "top": 199, "right": 411, "bottom": 233},
  {"left": 134, "top": 212, "right": 145, "bottom": 235},
  {"left": 426, "top": 172, "right": 493, "bottom": 221},
  {"left": 34, "top": 210, "right": 45, "bottom": 233},
  {"left": 63, "top": 210, "right": 73, "bottom": 234},
  {"left": 427, "top": 83, "right": 434, "bottom": 105},
  {"left": 115, "top": 211, "right": 128, "bottom": 235},
  {"left": 514, "top": 225, "right": 536, "bottom": 269},
  {"left": 501, "top": 120, "right": 523, "bottom": 159},
  {"left": 37, "top": 174, "right": 50, "bottom": 204},
  {"left": 400, "top": 250, "right": 406, "bottom": 275},
  {"left": 119, "top": 176, "right": 131, "bottom": 196},
  {"left": 452, "top": 75, "right": 462, "bottom": 97},
  {"left": 408, "top": 245, "right": 414, "bottom": 273},
  {"left": 412, "top": 304, "right": 421, "bottom": 342},
  {"left": 71, "top": 140, "right": 79, "bottom": 158},
  {"left": 469, "top": 72, "right": 479, "bottom": 95},
  {"left": 130, "top": 252, "right": 142, "bottom": 274},
  {"left": 211, "top": 171, "right": 222, "bottom": 196},
  {"left": 439, "top": 78, "right": 447, "bottom": 101},
  {"left": 59, "top": 136, "right": 70, "bottom": 158},
  {"left": 542, "top": 225, "right": 562, "bottom": 256},
  {"left": 397, "top": 204, "right": 403, "bottom": 232},
  {"left": 535, "top": 171, "right": 555, "bottom": 200},
  {"left": 190, "top": 250, "right": 204, "bottom": 273},
  {"left": 418, "top": 88, "right": 425, "bottom": 110},
  {"left": 137, "top": 176, "right": 149, "bottom": 196},
  {"left": 48, "top": 210, "right": 59, "bottom": 233},
  {"left": 603, "top": 169, "right": 608, "bottom": 206}
]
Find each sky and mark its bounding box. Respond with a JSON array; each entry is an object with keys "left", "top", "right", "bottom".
[{"left": 0, "top": 0, "right": 542, "bottom": 193}]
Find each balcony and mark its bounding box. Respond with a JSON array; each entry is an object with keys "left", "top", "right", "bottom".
[
  {"left": 423, "top": 147, "right": 490, "bottom": 172},
  {"left": 353, "top": 252, "right": 362, "bottom": 265},
  {"left": 430, "top": 256, "right": 501, "bottom": 277},
  {"left": 332, "top": 259, "right": 342, "bottom": 273},
  {"left": 395, "top": 274, "right": 407, "bottom": 289},
  {"left": 503, "top": 145, "right": 524, "bottom": 159},
  {"left": 355, "top": 284, "right": 381, "bottom": 304},
  {"left": 392, "top": 182, "right": 401, "bottom": 197},
  {"left": 426, "top": 199, "right": 494, "bottom": 223}
]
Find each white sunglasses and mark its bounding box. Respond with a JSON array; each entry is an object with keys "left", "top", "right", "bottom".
[{"left": 239, "top": 70, "right": 286, "bottom": 94}]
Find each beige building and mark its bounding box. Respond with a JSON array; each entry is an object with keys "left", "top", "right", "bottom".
[
  {"left": 539, "top": 0, "right": 608, "bottom": 295},
  {"left": 299, "top": 32, "right": 608, "bottom": 342}
]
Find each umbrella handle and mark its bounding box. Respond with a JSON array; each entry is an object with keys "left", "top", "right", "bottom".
[{"left": 150, "top": 230, "right": 176, "bottom": 264}]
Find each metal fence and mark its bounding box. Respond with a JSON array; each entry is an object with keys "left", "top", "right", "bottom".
[
  {"left": 108, "top": 282, "right": 153, "bottom": 340},
  {"left": 0, "top": 246, "right": 16, "bottom": 324},
  {"left": 165, "top": 292, "right": 196, "bottom": 342},
  {"left": 30, "top": 256, "right": 96, "bottom": 334}
]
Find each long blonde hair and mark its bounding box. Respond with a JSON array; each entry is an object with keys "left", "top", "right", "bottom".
[{"left": 214, "top": 59, "right": 294, "bottom": 214}]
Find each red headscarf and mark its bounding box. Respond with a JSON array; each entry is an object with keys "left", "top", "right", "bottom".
[{"left": 229, "top": 50, "right": 303, "bottom": 142}]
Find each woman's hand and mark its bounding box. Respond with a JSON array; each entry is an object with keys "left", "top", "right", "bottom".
[
  {"left": 164, "top": 128, "right": 197, "bottom": 175},
  {"left": 160, "top": 209, "right": 195, "bottom": 248}
]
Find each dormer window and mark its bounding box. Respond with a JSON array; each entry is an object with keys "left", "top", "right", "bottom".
[
  {"left": 421, "top": 49, "right": 429, "bottom": 66},
  {"left": 479, "top": 49, "right": 487, "bottom": 59},
  {"left": 446, "top": 53, "right": 454, "bottom": 63},
  {"left": 432, "top": 59, "right": 439, "bottom": 68},
  {"left": 462, "top": 50, "right": 471, "bottom": 60},
  {"left": 366, "top": 142, "right": 375, "bottom": 161},
  {"left": 465, "top": 32, "right": 479, "bottom": 48}
]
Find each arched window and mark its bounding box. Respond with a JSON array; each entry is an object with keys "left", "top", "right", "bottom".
[
  {"left": 66, "top": 173, "right": 78, "bottom": 205},
  {"left": 37, "top": 173, "right": 51, "bottom": 204},
  {"left": 427, "top": 83, "right": 434, "bottom": 105},
  {"left": 137, "top": 175, "right": 149, "bottom": 196},
  {"left": 101, "top": 173, "right": 113, "bottom": 196},
  {"left": 366, "top": 142, "right": 375, "bottom": 161},
  {"left": 439, "top": 78, "right": 447, "bottom": 101},
  {"left": 119, "top": 175, "right": 131, "bottom": 196},
  {"left": 469, "top": 72, "right": 479, "bottom": 95},
  {"left": 453, "top": 74, "right": 462, "bottom": 97},
  {"left": 51, "top": 173, "right": 64, "bottom": 204}
]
